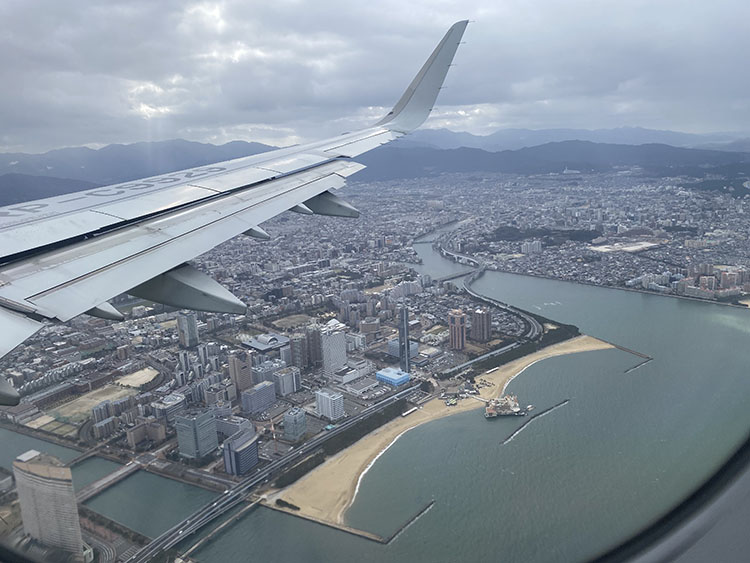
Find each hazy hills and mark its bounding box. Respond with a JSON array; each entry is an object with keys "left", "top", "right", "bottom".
[
  {"left": 356, "top": 141, "right": 750, "bottom": 181},
  {"left": 1, "top": 136, "right": 750, "bottom": 207},
  {"left": 0, "top": 139, "right": 274, "bottom": 186},
  {"left": 398, "top": 127, "right": 750, "bottom": 152}
]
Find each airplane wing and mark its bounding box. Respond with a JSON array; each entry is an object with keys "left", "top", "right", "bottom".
[{"left": 0, "top": 20, "right": 468, "bottom": 404}]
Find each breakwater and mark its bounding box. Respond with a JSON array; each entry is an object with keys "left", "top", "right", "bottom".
[{"left": 501, "top": 400, "right": 571, "bottom": 445}]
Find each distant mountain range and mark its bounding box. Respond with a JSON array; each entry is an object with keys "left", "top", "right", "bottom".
[
  {"left": 397, "top": 127, "right": 750, "bottom": 152},
  {"left": 356, "top": 141, "right": 750, "bottom": 181},
  {"left": 0, "top": 138, "right": 274, "bottom": 185},
  {"left": 2, "top": 136, "right": 750, "bottom": 207}
]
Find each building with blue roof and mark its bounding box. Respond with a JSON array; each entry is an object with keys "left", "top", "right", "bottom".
[{"left": 376, "top": 367, "right": 411, "bottom": 387}]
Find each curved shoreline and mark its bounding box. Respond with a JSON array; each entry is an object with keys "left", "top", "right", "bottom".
[
  {"left": 270, "top": 335, "right": 614, "bottom": 526},
  {"left": 343, "top": 427, "right": 413, "bottom": 522}
]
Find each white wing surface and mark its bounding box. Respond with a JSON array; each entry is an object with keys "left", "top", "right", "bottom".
[{"left": 0, "top": 20, "right": 468, "bottom": 404}]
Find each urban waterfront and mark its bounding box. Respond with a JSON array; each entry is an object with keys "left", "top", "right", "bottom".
[
  {"left": 4, "top": 234, "right": 750, "bottom": 561},
  {"left": 191, "top": 237, "right": 750, "bottom": 561}
]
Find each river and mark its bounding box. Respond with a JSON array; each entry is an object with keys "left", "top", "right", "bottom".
[
  {"left": 6, "top": 228, "right": 750, "bottom": 562},
  {"left": 193, "top": 232, "right": 750, "bottom": 562}
]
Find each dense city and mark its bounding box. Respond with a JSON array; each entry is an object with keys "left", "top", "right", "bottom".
[{"left": 2, "top": 168, "right": 750, "bottom": 562}]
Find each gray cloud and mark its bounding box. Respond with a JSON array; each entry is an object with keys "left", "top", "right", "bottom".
[{"left": 2, "top": 0, "right": 749, "bottom": 153}]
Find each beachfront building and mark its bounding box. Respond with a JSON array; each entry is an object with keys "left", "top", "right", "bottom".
[
  {"left": 316, "top": 389, "right": 345, "bottom": 421},
  {"left": 471, "top": 307, "right": 492, "bottom": 342},
  {"left": 284, "top": 407, "right": 307, "bottom": 442},
  {"left": 398, "top": 305, "right": 411, "bottom": 373},
  {"left": 376, "top": 367, "right": 411, "bottom": 387},
  {"left": 449, "top": 309, "right": 466, "bottom": 350}
]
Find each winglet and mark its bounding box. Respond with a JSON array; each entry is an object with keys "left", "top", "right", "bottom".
[{"left": 375, "top": 20, "right": 468, "bottom": 133}]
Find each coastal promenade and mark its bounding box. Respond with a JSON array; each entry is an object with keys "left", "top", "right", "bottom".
[{"left": 273, "top": 335, "right": 613, "bottom": 529}]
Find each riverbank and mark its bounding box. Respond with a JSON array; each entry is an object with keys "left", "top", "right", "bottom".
[
  {"left": 474, "top": 265, "right": 750, "bottom": 310},
  {"left": 267, "top": 335, "right": 613, "bottom": 527}
]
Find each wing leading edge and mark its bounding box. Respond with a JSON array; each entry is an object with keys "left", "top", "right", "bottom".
[{"left": 0, "top": 20, "right": 468, "bottom": 405}]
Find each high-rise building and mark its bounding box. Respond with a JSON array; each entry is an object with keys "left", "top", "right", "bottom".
[
  {"left": 177, "top": 313, "right": 200, "bottom": 348},
  {"left": 348, "top": 304, "right": 361, "bottom": 328},
  {"left": 280, "top": 344, "right": 292, "bottom": 366},
  {"left": 151, "top": 393, "right": 187, "bottom": 423},
  {"left": 449, "top": 309, "right": 466, "bottom": 350},
  {"left": 174, "top": 370, "right": 187, "bottom": 388},
  {"left": 471, "top": 307, "right": 492, "bottom": 342},
  {"left": 204, "top": 380, "right": 237, "bottom": 405},
  {"left": 116, "top": 345, "right": 130, "bottom": 361},
  {"left": 387, "top": 338, "right": 419, "bottom": 359},
  {"left": 126, "top": 417, "right": 167, "bottom": 449},
  {"left": 289, "top": 333, "right": 309, "bottom": 370},
  {"left": 521, "top": 240, "right": 543, "bottom": 254},
  {"left": 91, "top": 400, "right": 111, "bottom": 423},
  {"left": 284, "top": 407, "right": 307, "bottom": 441},
  {"left": 223, "top": 429, "right": 260, "bottom": 476},
  {"left": 273, "top": 366, "right": 301, "bottom": 397},
  {"left": 240, "top": 381, "right": 276, "bottom": 415},
  {"left": 13, "top": 450, "right": 87, "bottom": 559},
  {"left": 322, "top": 325, "right": 347, "bottom": 376},
  {"left": 306, "top": 324, "right": 323, "bottom": 367},
  {"left": 359, "top": 317, "right": 381, "bottom": 344},
  {"left": 398, "top": 305, "right": 411, "bottom": 373},
  {"left": 215, "top": 415, "right": 253, "bottom": 440},
  {"left": 197, "top": 344, "right": 210, "bottom": 367},
  {"left": 178, "top": 350, "right": 191, "bottom": 375},
  {"left": 175, "top": 409, "right": 218, "bottom": 459},
  {"left": 699, "top": 275, "right": 716, "bottom": 290},
  {"left": 252, "top": 359, "right": 286, "bottom": 385},
  {"left": 93, "top": 417, "right": 116, "bottom": 439},
  {"left": 229, "top": 353, "right": 254, "bottom": 393},
  {"left": 316, "top": 389, "right": 344, "bottom": 421}
]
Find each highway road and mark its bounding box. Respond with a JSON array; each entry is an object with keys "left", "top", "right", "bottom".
[
  {"left": 129, "top": 383, "right": 421, "bottom": 562},
  {"left": 463, "top": 273, "right": 543, "bottom": 340}
]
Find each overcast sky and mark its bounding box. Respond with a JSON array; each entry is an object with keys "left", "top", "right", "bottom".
[{"left": 2, "top": 0, "right": 749, "bottom": 153}]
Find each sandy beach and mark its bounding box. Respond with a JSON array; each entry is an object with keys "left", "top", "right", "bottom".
[{"left": 268, "top": 335, "right": 613, "bottom": 525}]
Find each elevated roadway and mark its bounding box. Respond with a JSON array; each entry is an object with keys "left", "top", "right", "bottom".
[
  {"left": 463, "top": 271, "right": 543, "bottom": 340},
  {"left": 128, "top": 384, "right": 421, "bottom": 562}
]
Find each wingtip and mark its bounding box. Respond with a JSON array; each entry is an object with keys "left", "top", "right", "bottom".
[{"left": 375, "top": 19, "right": 468, "bottom": 133}]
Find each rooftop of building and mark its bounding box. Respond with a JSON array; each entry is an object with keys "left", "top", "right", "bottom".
[
  {"left": 152, "top": 392, "right": 186, "bottom": 406},
  {"left": 316, "top": 388, "right": 343, "bottom": 399},
  {"left": 13, "top": 450, "right": 71, "bottom": 480},
  {"left": 176, "top": 408, "right": 212, "bottom": 421},
  {"left": 346, "top": 376, "right": 379, "bottom": 391},
  {"left": 241, "top": 332, "right": 290, "bottom": 352},
  {"left": 376, "top": 366, "right": 410, "bottom": 378},
  {"left": 225, "top": 428, "right": 258, "bottom": 448}
]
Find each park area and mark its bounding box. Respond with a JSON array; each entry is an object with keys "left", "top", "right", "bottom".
[{"left": 272, "top": 314, "right": 312, "bottom": 330}]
